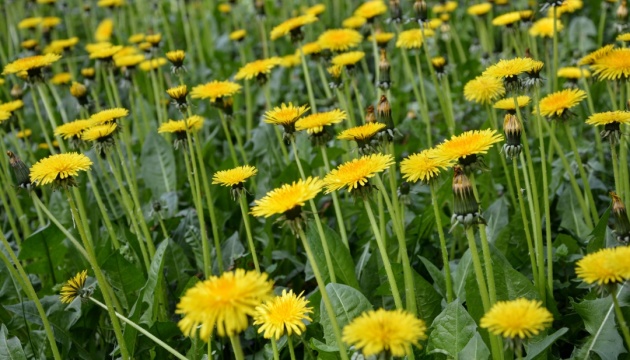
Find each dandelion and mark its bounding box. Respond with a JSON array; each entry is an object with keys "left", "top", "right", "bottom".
[
  {"left": 464, "top": 75, "right": 506, "bottom": 104},
  {"left": 503, "top": 113, "right": 523, "bottom": 158},
  {"left": 166, "top": 50, "right": 186, "bottom": 71},
  {"left": 253, "top": 290, "right": 313, "bottom": 340},
  {"left": 483, "top": 58, "right": 536, "bottom": 90},
  {"left": 557, "top": 67, "right": 590, "bottom": 79},
  {"left": 158, "top": 116, "right": 204, "bottom": 135},
  {"left": 29, "top": 152, "right": 93, "bottom": 188},
  {"left": 578, "top": 44, "right": 614, "bottom": 65},
  {"left": 322, "top": 153, "right": 393, "bottom": 194},
  {"left": 213, "top": 165, "right": 257, "bottom": 188},
  {"left": 18, "top": 17, "right": 42, "bottom": 30},
  {"left": 81, "top": 124, "right": 118, "bottom": 154},
  {"left": 229, "top": 29, "right": 246, "bottom": 42},
  {"left": 55, "top": 119, "right": 94, "bottom": 143},
  {"left": 0, "top": 110, "right": 11, "bottom": 123},
  {"left": 176, "top": 269, "right": 273, "bottom": 340},
  {"left": 492, "top": 12, "right": 522, "bottom": 27},
  {"left": 21, "top": 39, "right": 38, "bottom": 50},
  {"left": 264, "top": 103, "right": 309, "bottom": 137},
  {"left": 576, "top": 246, "right": 630, "bottom": 285},
  {"left": 128, "top": 33, "right": 145, "bottom": 43},
  {"left": 480, "top": 298, "right": 553, "bottom": 339},
  {"left": 90, "top": 108, "right": 129, "bottom": 125},
  {"left": 270, "top": 14, "right": 318, "bottom": 41},
  {"left": 342, "top": 309, "right": 427, "bottom": 357},
  {"left": 338, "top": 122, "right": 386, "bottom": 152},
  {"left": 494, "top": 95, "right": 531, "bottom": 111},
  {"left": 279, "top": 53, "right": 301, "bottom": 68},
  {"left": 0, "top": 100, "right": 24, "bottom": 113},
  {"left": 43, "top": 37, "right": 80, "bottom": 54},
  {"left": 434, "top": 129, "right": 503, "bottom": 167},
  {"left": 295, "top": 109, "right": 347, "bottom": 134},
  {"left": 191, "top": 80, "right": 242, "bottom": 103},
  {"left": 537, "top": 88, "right": 586, "bottom": 118},
  {"left": 89, "top": 45, "right": 123, "bottom": 61},
  {"left": 50, "top": 73, "right": 72, "bottom": 85},
  {"left": 591, "top": 48, "right": 630, "bottom": 80},
  {"left": 331, "top": 51, "right": 365, "bottom": 68},
  {"left": 60, "top": 270, "right": 89, "bottom": 303},
  {"left": 251, "top": 177, "right": 324, "bottom": 220},
  {"left": 95, "top": 18, "right": 114, "bottom": 42},
  {"left": 401, "top": 148, "right": 454, "bottom": 184},
  {"left": 529, "top": 18, "right": 563, "bottom": 38},
  {"left": 396, "top": 29, "right": 435, "bottom": 49},
  {"left": 139, "top": 58, "right": 167, "bottom": 71},
  {"left": 368, "top": 31, "right": 395, "bottom": 46},
  {"left": 17, "top": 129, "right": 32, "bottom": 139},
  {"left": 2, "top": 54, "right": 61, "bottom": 81},
  {"left": 467, "top": 3, "right": 492, "bottom": 16},
  {"left": 318, "top": 29, "right": 363, "bottom": 51},
  {"left": 235, "top": 58, "right": 282, "bottom": 83},
  {"left": 611, "top": 192, "right": 630, "bottom": 243},
  {"left": 166, "top": 85, "right": 188, "bottom": 110},
  {"left": 354, "top": 0, "right": 388, "bottom": 20},
  {"left": 343, "top": 16, "right": 367, "bottom": 29}
]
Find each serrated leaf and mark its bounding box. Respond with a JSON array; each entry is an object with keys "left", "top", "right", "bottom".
[
  {"left": 140, "top": 240, "right": 169, "bottom": 326},
  {"left": 306, "top": 223, "right": 359, "bottom": 289},
  {"left": 427, "top": 301, "right": 477, "bottom": 358},
  {"left": 0, "top": 324, "right": 27, "bottom": 360},
  {"left": 457, "top": 332, "right": 490, "bottom": 360},
  {"left": 319, "top": 283, "right": 372, "bottom": 349},
  {"left": 141, "top": 132, "right": 176, "bottom": 197},
  {"left": 523, "top": 327, "right": 568, "bottom": 360}
]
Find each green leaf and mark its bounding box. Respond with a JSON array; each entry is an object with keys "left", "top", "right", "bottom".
[
  {"left": 568, "top": 16, "right": 597, "bottom": 54},
  {"left": 221, "top": 231, "right": 245, "bottom": 271},
  {"left": 453, "top": 250, "right": 472, "bottom": 302},
  {"left": 483, "top": 198, "right": 509, "bottom": 243},
  {"left": 306, "top": 223, "right": 359, "bottom": 289},
  {"left": 427, "top": 301, "right": 477, "bottom": 358},
  {"left": 573, "top": 286, "right": 627, "bottom": 360},
  {"left": 319, "top": 283, "right": 372, "bottom": 349},
  {"left": 419, "top": 255, "right": 446, "bottom": 298},
  {"left": 141, "top": 132, "right": 176, "bottom": 198},
  {"left": 586, "top": 205, "right": 611, "bottom": 254},
  {"left": 523, "top": 327, "right": 568, "bottom": 360},
  {"left": 0, "top": 324, "right": 27, "bottom": 360},
  {"left": 139, "top": 240, "right": 169, "bottom": 326},
  {"left": 17, "top": 225, "right": 67, "bottom": 284},
  {"left": 102, "top": 252, "right": 147, "bottom": 309},
  {"left": 457, "top": 332, "right": 490, "bottom": 360}
]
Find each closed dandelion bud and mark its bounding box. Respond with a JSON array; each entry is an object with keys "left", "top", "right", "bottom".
[
  {"left": 166, "top": 50, "right": 186, "bottom": 73},
  {"left": 611, "top": 192, "right": 630, "bottom": 243},
  {"left": 377, "top": 95, "right": 394, "bottom": 130},
  {"left": 414, "top": 0, "right": 428, "bottom": 22},
  {"left": 81, "top": 67, "right": 95, "bottom": 80},
  {"left": 378, "top": 49, "right": 391, "bottom": 89},
  {"left": 432, "top": 56, "right": 447, "bottom": 78},
  {"left": 365, "top": 105, "right": 377, "bottom": 124},
  {"left": 70, "top": 82, "right": 89, "bottom": 107},
  {"left": 390, "top": 0, "right": 403, "bottom": 23},
  {"left": 11, "top": 85, "right": 23, "bottom": 99},
  {"left": 503, "top": 114, "right": 522, "bottom": 158},
  {"left": 6, "top": 151, "right": 31, "bottom": 189},
  {"left": 618, "top": 0, "right": 628, "bottom": 20},
  {"left": 451, "top": 166, "right": 481, "bottom": 227},
  {"left": 145, "top": 34, "right": 162, "bottom": 48}
]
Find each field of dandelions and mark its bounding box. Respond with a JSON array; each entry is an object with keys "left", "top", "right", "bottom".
[{"left": 2, "top": 0, "right": 630, "bottom": 359}]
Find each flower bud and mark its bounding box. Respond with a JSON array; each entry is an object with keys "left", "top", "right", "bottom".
[
  {"left": 611, "top": 192, "right": 630, "bottom": 243},
  {"left": 503, "top": 113, "right": 522, "bottom": 158},
  {"left": 451, "top": 166, "right": 480, "bottom": 227}
]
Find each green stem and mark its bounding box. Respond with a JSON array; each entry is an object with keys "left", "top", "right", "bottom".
[
  {"left": 230, "top": 336, "right": 245, "bottom": 360},
  {"left": 316, "top": 63, "right": 333, "bottom": 99},
  {"left": 597, "top": 3, "right": 607, "bottom": 46},
  {"left": 407, "top": 49, "right": 432, "bottom": 145},
  {"left": 430, "top": 183, "right": 454, "bottom": 303},
  {"left": 86, "top": 171, "right": 120, "bottom": 249},
  {"left": 612, "top": 286, "right": 630, "bottom": 351},
  {"left": 612, "top": 143, "right": 621, "bottom": 197},
  {"left": 299, "top": 47, "right": 317, "bottom": 113},
  {"left": 287, "top": 336, "right": 297, "bottom": 360},
  {"left": 513, "top": 159, "right": 539, "bottom": 286},
  {"left": 271, "top": 337, "right": 280, "bottom": 360},
  {"left": 580, "top": 75, "right": 606, "bottom": 164},
  {"left": 362, "top": 199, "right": 404, "bottom": 309},
  {"left": 321, "top": 146, "right": 348, "bottom": 247},
  {"left": 487, "top": 106, "right": 517, "bottom": 208},
  {"left": 552, "top": 6, "right": 558, "bottom": 92},
  {"left": 296, "top": 225, "right": 349, "bottom": 360},
  {"left": 263, "top": 85, "right": 290, "bottom": 163},
  {"left": 464, "top": 227, "right": 491, "bottom": 311},
  {"left": 239, "top": 190, "right": 260, "bottom": 272}
]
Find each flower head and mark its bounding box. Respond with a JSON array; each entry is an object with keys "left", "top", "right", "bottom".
[
  {"left": 2, "top": 54, "right": 62, "bottom": 79},
  {"left": 0, "top": 100, "right": 24, "bottom": 113},
  {"left": 557, "top": 66, "right": 590, "bottom": 79},
  {"left": 264, "top": 103, "right": 310, "bottom": 127},
  {"left": 591, "top": 48, "right": 630, "bottom": 80},
  {"left": 95, "top": 18, "right": 114, "bottom": 42},
  {"left": 483, "top": 58, "right": 536, "bottom": 80},
  {"left": 494, "top": 95, "right": 531, "bottom": 110},
  {"left": 537, "top": 88, "right": 586, "bottom": 118},
  {"left": 81, "top": 123, "right": 118, "bottom": 142},
  {"left": 18, "top": 17, "right": 42, "bottom": 29},
  {"left": 338, "top": 122, "right": 386, "bottom": 141},
  {"left": 166, "top": 50, "right": 186, "bottom": 68},
  {"left": 396, "top": 29, "right": 434, "bottom": 49},
  {"left": 55, "top": 119, "right": 94, "bottom": 140},
  {"left": 191, "top": 80, "right": 242, "bottom": 102},
  {"left": 229, "top": 30, "right": 246, "bottom": 42},
  {"left": 579, "top": 44, "right": 615, "bottom": 65},
  {"left": 342, "top": 309, "right": 427, "bottom": 357},
  {"left": 43, "top": 37, "right": 80, "bottom": 54},
  {"left": 480, "top": 298, "right": 553, "bottom": 339},
  {"left": 354, "top": 0, "right": 388, "bottom": 19},
  {"left": 464, "top": 75, "right": 506, "bottom": 104},
  {"left": 30, "top": 152, "right": 93, "bottom": 188},
  {"left": 139, "top": 58, "right": 167, "bottom": 71},
  {"left": 17, "top": 129, "right": 32, "bottom": 139},
  {"left": 492, "top": 12, "right": 522, "bottom": 26},
  {"left": 576, "top": 246, "right": 630, "bottom": 285},
  {"left": 586, "top": 111, "right": 630, "bottom": 126},
  {"left": 295, "top": 109, "right": 347, "bottom": 134},
  {"left": 90, "top": 108, "right": 129, "bottom": 124},
  {"left": 401, "top": 148, "right": 454, "bottom": 184},
  {"left": 176, "top": 269, "right": 274, "bottom": 340},
  {"left": 235, "top": 58, "right": 281, "bottom": 81},
  {"left": 617, "top": 33, "right": 630, "bottom": 42},
  {"left": 529, "top": 18, "right": 563, "bottom": 37},
  {"left": 343, "top": 16, "right": 367, "bottom": 29},
  {"left": 331, "top": 51, "right": 366, "bottom": 67},
  {"left": 318, "top": 29, "right": 363, "bottom": 52},
  {"left": 305, "top": 4, "right": 326, "bottom": 16},
  {"left": 253, "top": 290, "right": 313, "bottom": 340},
  {"left": 323, "top": 153, "right": 393, "bottom": 193},
  {"left": 435, "top": 129, "right": 503, "bottom": 164},
  {"left": 270, "top": 14, "right": 318, "bottom": 40},
  {"left": 213, "top": 165, "right": 257, "bottom": 188},
  {"left": 88, "top": 45, "right": 123, "bottom": 60},
  {"left": 60, "top": 270, "right": 89, "bottom": 303},
  {"left": 0, "top": 111, "right": 11, "bottom": 123},
  {"left": 158, "top": 115, "right": 204, "bottom": 134},
  {"left": 467, "top": 3, "right": 492, "bottom": 16}
]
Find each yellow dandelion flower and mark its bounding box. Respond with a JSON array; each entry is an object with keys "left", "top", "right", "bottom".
[
  {"left": 337, "top": 122, "right": 385, "bottom": 141},
  {"left": 295, "top": 109, "right": 347, "bottom": 134},
  {"left": 323, "top": 153, "right": 393, "bottom": 193},
  {"left": 264, "top": 103, "right": 310, "bottom": 126},
  {"left": 145, "top": 34, "right": 162, "bottom": 45},
  {"left": 97, "top": 0, "right": 125, "bottom": 7},
  {"left": 427, "top": 18, "right": 443, "bottom": 30},
  {"left": 213, "top": 165, "right": 257, "bottom": 187},
  {"left": 0, "top": 78, "right": 4, "bottom": 85},
  {"left": 464, "top": 75, "right": 506, "bottom": 104},
  {"left": 166, "top": 50, "right": 186, "bottom": 67},
  {"left": 342, "top": 309, "right": 427, "bottom": 357},
  {"left": 51, "top": 72, "right": 72, "bottom": 85},
  {"left": 21, "top": 39, "right": 38, "bottom": 50},
  {"left": 557, "top": 66, "right": 590, "bottom": 79},
  {"left": 617, "top": 33, "right": 630, "bottom": 42},
  {"left": 139, "top": 58, "right": 167, "bottom": 71},
  {"left": 218, "top": 3, "right": 231, "bottom": 13},
  {"left": 586, "top": 111, "right": 630, "bottom": 126},
  {"left": 128, "top": 33, "right": 145, "bottom": 43},
  {"left": 401, "top": 148, "right": 455, "bottom": 183},
  {"left": 480, "top": 298, "right": 553, "bottom": 339},
  {"left": 492, "top": 11, "right": 522, "bottom": 26},
  {"left": 0, "top": 100, "right": 24, "bottom": 113},
  {"left": 270, "top": 14, "right": 318, "bottom": 40},
  {"left": 493, "top": 95, "right": 532, "bottom": 110},
  {"left": 81, "top": 68, "right": 95, "bottom": 79},
  {"left": 435, "top": 129, "right": 504, "bottom": 162},
  {"left": 30, "top": 152, "right": 93, "bottom": 186},
  {"left": 112, "top": 47, "right": 139, "bottom": 59},
  {"left": 16, "top": 129, "right": 32, "bottom": 139},
  {"left": 95, "top": 18, "right": 114, "bottom": 42},
  {"left": 55, "top": 119, "right": 94, "bottom": 139},
  {"left": 483, "top": 57, "right": 536, "bottom": 79},
  {"left": 2, "top": 54, "right": 61, "bottom": 76},
  {"left": 230, "top": 29, "right": 247, "bottom": 41},
  {"left": 81, "top": 123, "right": 118, "bottom": 142},
  {"left": 591, "top": 48, "right": 630, "bottom": 80},
  {"left": 70, "top": 82, "right": 86, "bottom": 97},
  {"left": 318, "top": 29, "right": 363, "bottom": 52},
  {"left": 235, "top": 58, "right": 282, "bottom": 80},
  {"left": 89, "top": 45, "right": 123, "bottom": 60},
  {"left": 343, "top": 16, "right": 367, "bottom": 29},
  {"left": 254, "top": 290, "right": 313, "bottom": 340},
  {"left": 331, "top": 51, "right": 365, "bottom": 67},
  {"left": 529, "top": 18, "right": 563, "bottom": 37},
  {"left": 251, "top": 177, "right": 324, "bottom": 217},
  {"left": 396, "top": 29, "right": 434, "bottom": 49},
  {"left": 553, "top": 0, "right": 583, "bottom": 15},
  {"left": 0, "top": 111, "right": 10, "bottom": 123},
  {"left": 367, "top": 32, "right": 395, "bottom": 44},
  {"left": 327, "top": 64, "right": 343, "bottom": 78},
  {"left": 467, "top": 3, "right": 493, "bottom": 16},
  {"left": 280, "top": 53, "right": 301, "bottom": 67},
  {"left": 60, "top": 270, "right": 88, "bottom": 303},
  {"left": 138, "top": 42, "right": 152, "bottom": 52},
  {"left": 354, "top": 0, "right": 388, "bottom": 19},
  {"left": 18, "top": 17, "right": 42, "bottom": 29},
  {"left": 305, "top": 4, "right": 326, "bottom": 16},
  {"left": 538, "top": 89, "right": 586, "bottom": 117},
  {"left": 157, "top": 115, "right": 204, "bottom": 134},
  {"left": 301, "top": 41, "right": 322, "bottom": 55},
  {"left": 166, "top": 85, "right": 188, "bottom": 101},
  {"left": 85, "top": 42, "right": 112, "bottom": 53},
  {"left": 41, "top": 17, "right": 61, "bottom": 29},
  {"left": 191, "top": 80, "right": 242, "bottom": 102},
  {"left": 43, "top": 37, "right": 80, "bottom": 54},
  {"left": 176, "top": 269, "right": 274, "bottom": 340},
  {"left": 579, "top": 44, "right": 615, "bottom": 65},
  {"left": 114, "top": 54, "right": 145, "bottom": 68},
  {"left": 90, "top": 108, "right": 129, "bottom": 124},
  {"left": 576, "top": 246, "right": 630, "bottom": 285}
]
